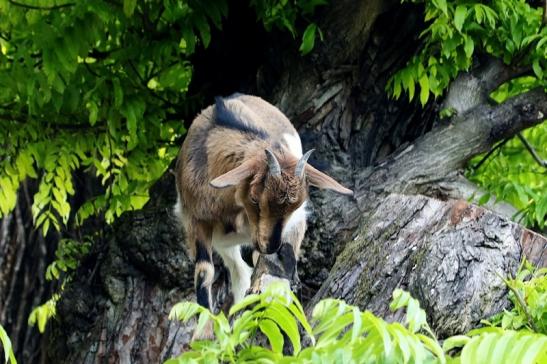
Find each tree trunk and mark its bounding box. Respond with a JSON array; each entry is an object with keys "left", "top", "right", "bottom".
[
  {"left": 0, "top": 182, "right": 57, "bottom": 364},
  {"left": 44, "top": 1, "right": 547, "bottom": 363},
  {"left": 309, "top": 194, "right": 546, "bottom": 337}
]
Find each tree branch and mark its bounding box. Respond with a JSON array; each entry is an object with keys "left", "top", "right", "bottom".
[
  {"left": 8, "top": 0, "right": 74, "bottom": 10},
  {"left": 471, "top": 137, "right": 510, "bottom": 171},
  {"left": 416, "top": 172, "right": 518, "bottom": 220},
  {"left": 370, "top": 87, "right": 547, "bottom": 194},
  {"left": 517, "top": 132, "right": 547, "bottom": 168},
  {"left": 442, "top": 58, "right": 531, "bottom": 116},
  {"left": 128, "top": 60, "right": 179, "bottom": 109}
]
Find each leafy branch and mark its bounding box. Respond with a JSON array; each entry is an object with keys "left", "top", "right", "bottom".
[
  {"left": 387, "top": 0, "right": 547, "bottom": 106},
  {"left": 497, "top": 272, "right": 539, "bottom": 333},
  {"left": 0, "top": 0, "right": 326, "bottom": 236}
]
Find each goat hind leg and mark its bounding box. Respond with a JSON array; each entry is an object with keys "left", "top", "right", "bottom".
[{"left": 188, "top": 221, "right": 215, "bottom": 339}]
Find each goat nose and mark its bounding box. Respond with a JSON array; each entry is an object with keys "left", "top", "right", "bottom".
[{"left": 263, "top": 244, "right": 281, "bottom": 255}]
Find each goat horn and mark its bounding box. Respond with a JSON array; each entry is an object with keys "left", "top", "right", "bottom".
[
  {"left": 265, "top": 149, "right": 281, "bottom": 177},
  {"left": 295, "top": 149, "right": 314, "bottom": 178}
]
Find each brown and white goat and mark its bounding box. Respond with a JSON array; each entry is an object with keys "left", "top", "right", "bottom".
[{"left": 175, "top": 93, "right": 352, "bottom": 313}]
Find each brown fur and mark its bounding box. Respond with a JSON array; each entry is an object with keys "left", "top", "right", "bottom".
[{"left": 175, "top": 94, "right": 352, "bottom": 316}]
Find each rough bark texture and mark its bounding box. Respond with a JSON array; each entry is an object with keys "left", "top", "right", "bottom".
[
  {"left": 0, "top": 182, "right": 56, "bottom": 364},
  {"left": 309, "top": 195, "right": 543, "bottom": 338},
  {"left": 262, "top": 1, "right": 436, "bottom": 290},
  {"left": 47, "top": 177, "right": 236, "bottom": 363},
  {"left": 30, "top": 0, "right": 547, "bottom": 362}
]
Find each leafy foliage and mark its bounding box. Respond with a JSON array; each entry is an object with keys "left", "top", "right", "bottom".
[
  {"left": 45, "top": 238, "right": 91, "bottom": 280},
  {"left": 167, "top": 282, "right": 313, "bottom": 362},
  {"left": 28, "top": 294, "right": 59, "bottom": 334},
  {"left": 167, "top": 283, "right": 547, "bottom": 363},
  {"left": 443, "top": 328, "right": 546, "bottom": 364},
  {"left": 488, "top": 260, "right": 547, "bottom": 334},
  {"left": 385, "top": 1, "right": 547, "bottom": 228},
  {"left": 0, "top": 324, "right": 17, "bottom": 364},
  {"left": 27, "top": 237, "right": 91, "bottom": 334},
  {"left": 0, "top": 0, "right": 325, "bottom": 237},
  {"left": 467, "top": 121, "right": 546, "bottom": 229},
  {"left": 387, "top": 0, "right": 547, "bottom": 106},
  {"left": 249, "top": 0, "right": 327, "bottom": 55}
]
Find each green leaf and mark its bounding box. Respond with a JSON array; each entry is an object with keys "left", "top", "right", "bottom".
[
  {"left": 182, "top": 27, "right": 197, "bottom": 54},
  {"left": 112, "top": 78, "right": 124, "bottom": 108},
  {"left": 464, "top": 36, "right": 474, "bottom": 58},
  {"left": 264, "top": 305, "right": 301, "bottom": 354},
  {"left": 462, "top": 331, "right": 547, "bottom": 364},
  {"left": 417, "top": 333, "right": 445, "bottom": 362},
  {"left": 0, "top": 324, "right": 17, "bottom": 364},
  {"left": 169, "top": 301, "right": 206, "bottom": 322},
  {"left": 419, "top": 74, "right": 430, "bottom": 106},
  {"left": 194, "top": 14, "right": 211, "bottom": 48},
  {"left": 443, "top": 335, "right": 471, "bottom": 352},
  {"left": 535, "top": 197, "right": 547, "bottom": 226},
  {"left": 259, "top": 319, "right": 284, "bottom": 353},
  {"left": 300, "top": 23, "right": 317, "bottom": 55},
  {"left": 87, "top": 101, "right": 99, "bottom": 126},
  {"left": 123, "top": 0, "right": 137, "bottom": 17},
  {"left": 532, "top": 59, "right": 543, "bottom": 79},
  {"left": 28, "top": 296, "right": 57, "bottom": 334},
  {"left": 157, "top": 63, "right": 192, "bottom": 92},
  {"left": 433, "top": 0, "right": 448, "bottom": 16},
  {"left": 454, "top": 6, "right": 468, "bottom": 32},
  {"left": 478, "top": 192, "right": 491, "bottom": 205},
  {"left": 229, "top": 294, "right": 261, "bottom": 316}
]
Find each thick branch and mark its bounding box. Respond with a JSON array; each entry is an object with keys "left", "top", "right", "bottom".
[
  {"left": 413, "top": 172, "right": 518, "bottom": 219},
  {"left": 374, "top": 88, "right": 546, "bottom": 194},
  {"left": 442, "top": 58, "right": 531, "bottom": 116}
]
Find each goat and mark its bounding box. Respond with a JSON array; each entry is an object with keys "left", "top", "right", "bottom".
[{"left": 174, "top": 93, "right": 353, "bottom": 318}]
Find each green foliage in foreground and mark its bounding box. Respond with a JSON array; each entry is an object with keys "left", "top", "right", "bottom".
[
  {"left": 167, "top": 282, "right": 547, "bottom": 364},
  {"left": 0, "top": 0, "right": 325, "bottom": 236},
  {"left": 0, "top": 324, "right": 16, "bottom": 364},
  {"left": 489, "top": 261, "right": 547, "bottom": 334}
]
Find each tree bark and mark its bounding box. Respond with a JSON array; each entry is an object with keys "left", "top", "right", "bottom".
[
  {"left": 0, "top": 182, "right": 57, "bottom": 364},
  {"left": 309, "top": 195, "right": 545, "bottom": 337},
  {"left": 44, "top": 1, "right": 547, "bottom": 363}
]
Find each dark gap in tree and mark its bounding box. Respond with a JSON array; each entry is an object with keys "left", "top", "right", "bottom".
[{"left": 188, "top": 0, "right": 271, "bottom": 106}]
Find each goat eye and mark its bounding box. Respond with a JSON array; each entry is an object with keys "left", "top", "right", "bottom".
[{"left": 249, "top": 197, "right": 259, "bottom": 206}]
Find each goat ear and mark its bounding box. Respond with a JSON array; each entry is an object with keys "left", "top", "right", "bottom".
[
  {"left": 210, "top": 158, "right": 257, "bottom": 188},
  {"left": 305, "top": 164, "right": 353, "bottom": 196}
]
